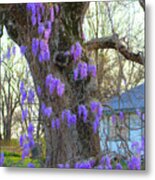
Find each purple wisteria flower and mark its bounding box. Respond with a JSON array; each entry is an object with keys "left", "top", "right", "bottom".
[
  {"left": 39, "top": 40, "right": 50, "bottom": 62},
  {"left": 0, "top": 153, "right": 4, "bottom": 166},
  {"left": 74, "top": 161, "right": 92, "bottom": 169},
  {"left": 22, "top": 143, "right": 30, "bottom": 160},
  {"left": 78, "top": 105, "right": 88, "bottom": 123},
  {"left": 74, "top": 62, "right": 88, "bottom": 80},
  {"left": 43, "top": 106, "right": 53, "bottom": 118},
  {"left": 20, "top": 45, "right": 27, "bottom": 55},
  {"left": 70, "top": 42, "right": 82, "bottom": 62},
  {"left": 61, "top": 109, "right": 76, "bottom": 127},
  {"left": 32, "top": 38, "right": 39, "bottom": 56},
  {"left": 93, "top": 119, "right": 99, "bottom": 134},
  {"left": 57, "top": 80, "right": 65, "bottom": 97},
  {"left": 116, "top": 163, "right": 123, "bottom": 170},
  {"left": 97, "top": 164, "right": 104, "bottom": 170},
  {"left": 88, "top": 64, "right": 97, "bottom": 78},
  {"left": 105, "top": 156, "right": 112, "bottom": 170},
  {"left": 44, "top": 29, "right": 51, "bottom": 40},
  {"left": 111, "top": 114, "right": 116, "bottom": 124},
  {"left": 20, "top": 81, "right": 25, "bottom": 94},
  {"left": 41, "top": 103, "right": 53, "bottom": 118},
  {"left": 45, "top": 74, "right": 65, "bottom": 97},
  {"left": 57, "top": 164, "right": 64, "bottom": 168},
  {"left": 27, "top": 163, "right": 35, "bottom": 168},
  {"left": 12, "top": 46, "right": 16, "bottom": 55},
  {"left": 28, "top": 89, "right": 35, "bottom": 103},
  {"left": 6, "top": 47, "right": 11, "bottom": 59},
  {"left": 50, "top": 7, "right": 55, "bottom": 22},
  {"left": 37, "top": 85, "right": 42, "bottom": 96},
  {"left": 73, "top": 68, "right": 79, "bottom": 81},
  {"left": 51, "top": 118, "right": 61, "bottom": 129},
  {"left": 28, "top": 123, "right": 34, "bottom": 134},
  {"left": 90, "top": 101, "right": 103, "bottom": 118},
  {"left": 119, "top": 111, "right": 124, "bottom": 121},
  {"left": 21, "top": 91, "right": 27, "bottom": 105},
  {"left": 22, "top": 108, "right": 28, "bottom": 122},
  {"left": 136, "top": 109, "right": 141, "bottom": 118},
  {"left": 127, "top": 156, "right": 141, "bottom": 170},
  {"left": 38, "top": 23, "right": 45, "bottom": 35},
  {"left": 19, "top": 134, "right": 25, "bottom": 147},
  {"left": 79, "top": 62, "right": 88, "bottom": 79}
]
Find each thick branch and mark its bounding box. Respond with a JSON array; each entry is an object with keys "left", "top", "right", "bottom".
[{"left": 85, "top": 35, "right": 144, "bottom": 65}]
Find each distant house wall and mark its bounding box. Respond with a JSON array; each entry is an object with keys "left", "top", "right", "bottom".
[{"left": 99, "top": 111, "right": 144, "bottom": 155}]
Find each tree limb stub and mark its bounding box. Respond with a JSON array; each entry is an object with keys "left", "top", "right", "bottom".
[{"left": 85, "top": 35, "right": 144, "bottom": 65}]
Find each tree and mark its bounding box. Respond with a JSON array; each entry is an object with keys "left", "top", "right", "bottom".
[{"left": 0, "top": 2, "right": 144, "bottom": 168}]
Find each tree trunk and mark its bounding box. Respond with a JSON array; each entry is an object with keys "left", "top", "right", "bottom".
[{"left": 1, "top": 3, "right": 100, "bottom": 167}]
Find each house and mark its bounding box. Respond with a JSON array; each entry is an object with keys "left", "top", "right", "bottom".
[{"left": 99, "top": 83, "right": 145, "bottom": 156}]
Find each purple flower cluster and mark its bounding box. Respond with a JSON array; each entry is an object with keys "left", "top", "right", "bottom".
[
  {"left": 20, "top": 81, "right": 27, "bottom": 105},
  {"left": 116, "top": 163, "right": 123, "bottom": 170},
  {"left": 50, "top": 7, "right": 54, "bottom": 22},
  {"left": 90, "top": 101, "right": 103, "bottom": 134},
  {"left": 37, "top": 85, "right": 42, "bottom": 96},
  {"left": 111, "top": 114, "right": 116, "bottom": 124},
  {"left": 88, "top": 64, "right": 97, "bottom": 78},
  {"left": 98, "top": 155, "right": 112, "bottom": 170},
  {"left": 119, "top": 111, "right": 124, "bottom": 121},
  {"left": 51, "top": 118, "right": 61, "bottom": 129},
  {"left": 38, "top": 23, "right": 45, "bottom": 35},
  {"left": 27, "top": 163, "right": 35, "bottom": 168},
  {"left": 45, "top": 74, "right": 65, "bottom": 97},
  {"left": 74, "top": 62, "right": 97, "bottom": 81},
  {"left": 32, "top": 38, "right": 39, "bottom": 56},
  {"left": 74, "top": 161, "right": 92, "bottom": 169},
  {"left": 131, "top": 138, "right": 145, "bottom": 155},
  {"left": 78, "top": 104, "right": 88, "bottom": 123},
  {"left": 22, "top": 108, "right": 28, "bottom": 122},
  {"left": 39, "top": 39, "right": 50, "bottom": 62},
  {"left": 70, "top": 42, "right": 82, "bottom": 62},
  {"left": 6, "top": 47, "right": 11, "bottom": 59},
  {"left": 41, "top": 103, "right": 53, "bottom": 118},
  {"left": 20, "top": 123, "right": 35, "bottom": 160},
  {"left": 0, "top": 153, "right": 4, "bottom": 166},
  {"left": 74, "top": 62, "right": 87, "bottom": 80},
  {"left": 20, "top": 45, "right": 27, "bottom": 55},
  {"left": 90, "top": 101, "right": 103, "bottom": 118},
  {"left": 127, "top": 156, "right": 141, "bottom": 170},
  {"left": 28, "top": 89, "right": 35, "bottom": 103},
  {"left": 57, "top": 163, "right": 70, "bottom": 169},
  {"left": 61, "top": 109, "right": 77, "bottom": 127},
  {"left": 26, "top": 3, "right": 45, "bottom": 26}
]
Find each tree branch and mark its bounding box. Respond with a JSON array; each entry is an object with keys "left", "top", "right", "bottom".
[
  {"left": 139, "top": 0, "right": 145, "bottom": 11},
  {"left": 85, "top": 34, "right": 144, "bottom": 65}
]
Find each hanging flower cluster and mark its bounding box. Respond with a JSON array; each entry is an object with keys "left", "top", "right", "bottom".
[
  {"left": 70, "top": 41, "right": 82, "bottom": 62},
  {"left": 90, "top": 101, "right": 103, "bottom": 134},
  {"left": 41, "top": 103, "right": 53, "bottom": 118},
  {"left": 19, "top": 123, "right": 35, "bottom": 160},
  {"left": 78, "top": 104, "right": 88, "bottom": 123},
  {"left": 45, "top": 74, "right": 65, "bottom": 97},
  {"left": 0, "top": 153, "right": 4, "bottom": 166},
  {"left": 74, "top": 61, "right": 97, "bottom": 81},
  {"left": 51, "top": 118, "right": 61, "bottom": 129},
  {"left": 61, "top": 109, "right": 77, "bottom": 128}
]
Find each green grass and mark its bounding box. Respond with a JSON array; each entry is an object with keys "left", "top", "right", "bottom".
[{"left": 3, "top": 156, "right": 42, "bottom": 168}]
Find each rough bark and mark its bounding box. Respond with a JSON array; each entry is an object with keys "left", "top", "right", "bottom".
[{"left": 0, "top": 3, "right": 100, "bottom": 167}]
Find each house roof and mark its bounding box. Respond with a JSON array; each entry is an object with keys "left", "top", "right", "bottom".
[{"left": 104, "top": 83, "right": 145, "bottom": 114}]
